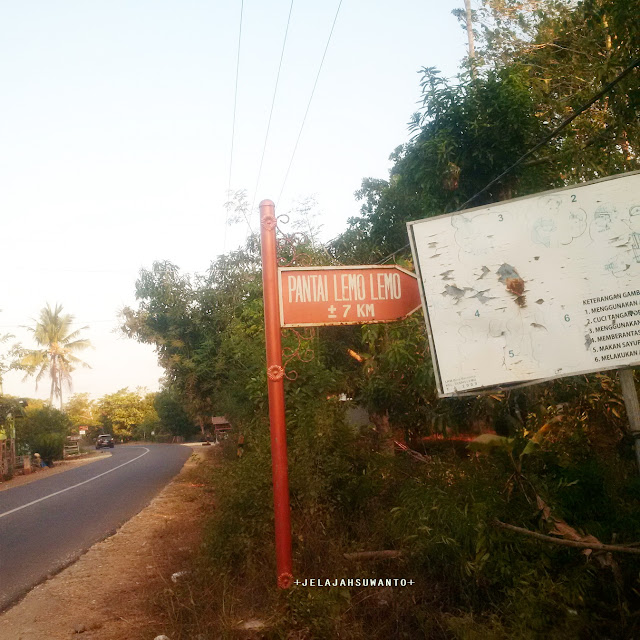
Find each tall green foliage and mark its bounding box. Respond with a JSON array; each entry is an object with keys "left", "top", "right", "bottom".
[
  {"left": 120, "top": 208, "right": 346, "bottom": 430},
  {"left": 96, "top": 388, "right": 157, "bottom": 441},
  {"left": 333, "top": 0, "right": 640, "bottom": 265},
  {"left": 154, "top": 387, "right": 197, "bottom": 439},
  {"left": 16, "top": 405, "right": 71, "bottom": 465},
  {"left": 128, "top": 3, "right": 640, "bottom": 637},
  {"left": 64, "top": 392, "right": 98, "bottom": 430}
]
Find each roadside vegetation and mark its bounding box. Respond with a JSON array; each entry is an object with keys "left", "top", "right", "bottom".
[
  {"left": 1, "top": 0, "right": 639, "bottom": 637},
  {"left": 117, "top": 1, "right": 640, "bottom": 637},
  {"left": 1, "top": 301, "right": 200, "bottom": 474},
  {"left": 0, "top": 386, "right": 198, "bottom": 475}
]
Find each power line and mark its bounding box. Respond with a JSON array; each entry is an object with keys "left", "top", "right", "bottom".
[
  {"left": 375, "top": 244, "right": 410, "bottom": 265},
  {"left": 374, "top": 56, "right": 640, "bottom": 265},
  {"left": 224, "top": 0, "right": 245, "bottom": 252},
  {"left": 250, "top": 1, "right": 295, "bottom": 216},
  {"left": 0, "top": 320, "right": 116, "bottom": 328},
  {"left": 278, "top": 0, "right": 343, "bottom": 205},
  {"left": 0, "top": 268, "right": 132, "bottom": 274},
  {"left": 456, "top": 55, "right": 640, "bottom": 211}
]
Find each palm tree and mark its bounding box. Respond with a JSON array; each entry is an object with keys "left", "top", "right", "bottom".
[{"left": 20, "top": 303, "right": 91, "bottom": 408}]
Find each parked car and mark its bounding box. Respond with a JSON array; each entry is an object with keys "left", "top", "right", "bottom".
[{"left": 96, "top": 434, "right": 115, "bottom": 449}]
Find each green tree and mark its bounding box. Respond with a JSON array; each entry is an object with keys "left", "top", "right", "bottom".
[
  {"left": 19, "top": 304, "right": 92, "bottom": 408},
  {"left": 133, "top": 409, "right": 160, "bottom": 441},
  {"left": 64, "top": 392, "right": 98, "bottom": 433},
  {"left": 479, "top": 0, "right": 640, "bottom": 182},
  {"left": 120, "top": 234, "right": 265, "bottom": 428},
  {"left": 96, "top": 388, "right": 157, "bottom": 441},
  {"left": 333, "top": 0, "right": 640, "bottom": 266},
  {"left": 120, "top": 260, "right": 215, "bottom": 426},
  {"left": 154, "top": 387, "right": 197, "bottom": 439},
  {"left": 325, "top": 0, "right": 640, "bottom": 443},
  {"left": 356, "top": 316, "right": 435, "bottom": 445},
  {"left": 109, "top": 4, "right": 640, "bottom": 638},
  {"left": 330, "top": 65, "right": 549, "bottom": 265},
  {"left": 121, "top": 201, "right": 343, "bottom": 431}
]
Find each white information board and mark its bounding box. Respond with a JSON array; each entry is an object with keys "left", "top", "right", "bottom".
[{"left": 408, "top": 172, "right": 640, "bottom": 397}]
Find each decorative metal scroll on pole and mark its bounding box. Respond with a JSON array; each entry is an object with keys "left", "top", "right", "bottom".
[
  {"left": 259, "top": 199, "right": 294, "bottom": 589},
  {"left": 282, "top": 327, "right": 315, "bottom": 381}
]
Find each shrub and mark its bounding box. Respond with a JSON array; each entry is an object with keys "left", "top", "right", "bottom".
[
  {"left": 31, "top": 432, "right": 65, "bottom": 466},
  {"left": 16, "top": 405, "right": 71, "bottom": 465}
]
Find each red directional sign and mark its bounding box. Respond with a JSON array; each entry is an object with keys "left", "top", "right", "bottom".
[{"left": 278, "top": 265, "right": 421, "bottom": 327}]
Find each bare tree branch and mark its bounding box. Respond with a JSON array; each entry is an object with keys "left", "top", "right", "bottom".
[{"left": 493, "top": 520, "right": 640, "bottom": 554}]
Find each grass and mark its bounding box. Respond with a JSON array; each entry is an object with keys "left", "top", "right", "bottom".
[{"left": 146, "top": 412, "right": 640, "bottom": 639}]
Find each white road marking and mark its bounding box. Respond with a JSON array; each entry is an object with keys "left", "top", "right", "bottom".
[{"left": 0, "top": 447, "right": 150, "bottom": 520}]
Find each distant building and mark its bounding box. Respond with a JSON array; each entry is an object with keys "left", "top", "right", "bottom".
[{"left": 211, "top": 416, "right": 232, "bottom": 441}]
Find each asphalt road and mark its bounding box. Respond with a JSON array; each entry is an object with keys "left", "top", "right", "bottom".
[{"left": 0, "top": 444, "right": 192, "bottom": 611}]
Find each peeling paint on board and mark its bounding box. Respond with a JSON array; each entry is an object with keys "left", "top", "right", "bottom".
[
  {"left": 473, "top": 290, "right": 493, "bottom": 304},
  {"left": 497, "top": 263, "right": 520, "bottom": 282},
  {"left": 407, "top": 171, "right": 640, "bottom": 396},
  {"left": 442, "top": 285, "right": 466, "bottom": 302}
]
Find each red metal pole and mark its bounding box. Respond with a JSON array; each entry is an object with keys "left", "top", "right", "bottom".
[{"left": 259, "top": 199, "right": 294, "bottom": 589}]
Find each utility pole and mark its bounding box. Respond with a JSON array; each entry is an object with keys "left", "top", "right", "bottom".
[{"left": 463, "top": 0, "right": 477, "bottom": 79}]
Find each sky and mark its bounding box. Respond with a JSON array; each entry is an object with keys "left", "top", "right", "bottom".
[{"left": 0, "top": 0, "right": 469, "bottom": 402}]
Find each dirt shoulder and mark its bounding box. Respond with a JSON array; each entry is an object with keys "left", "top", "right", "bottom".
[{"left": 0, "top": 443, "right": 217, "bottom": 640}]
